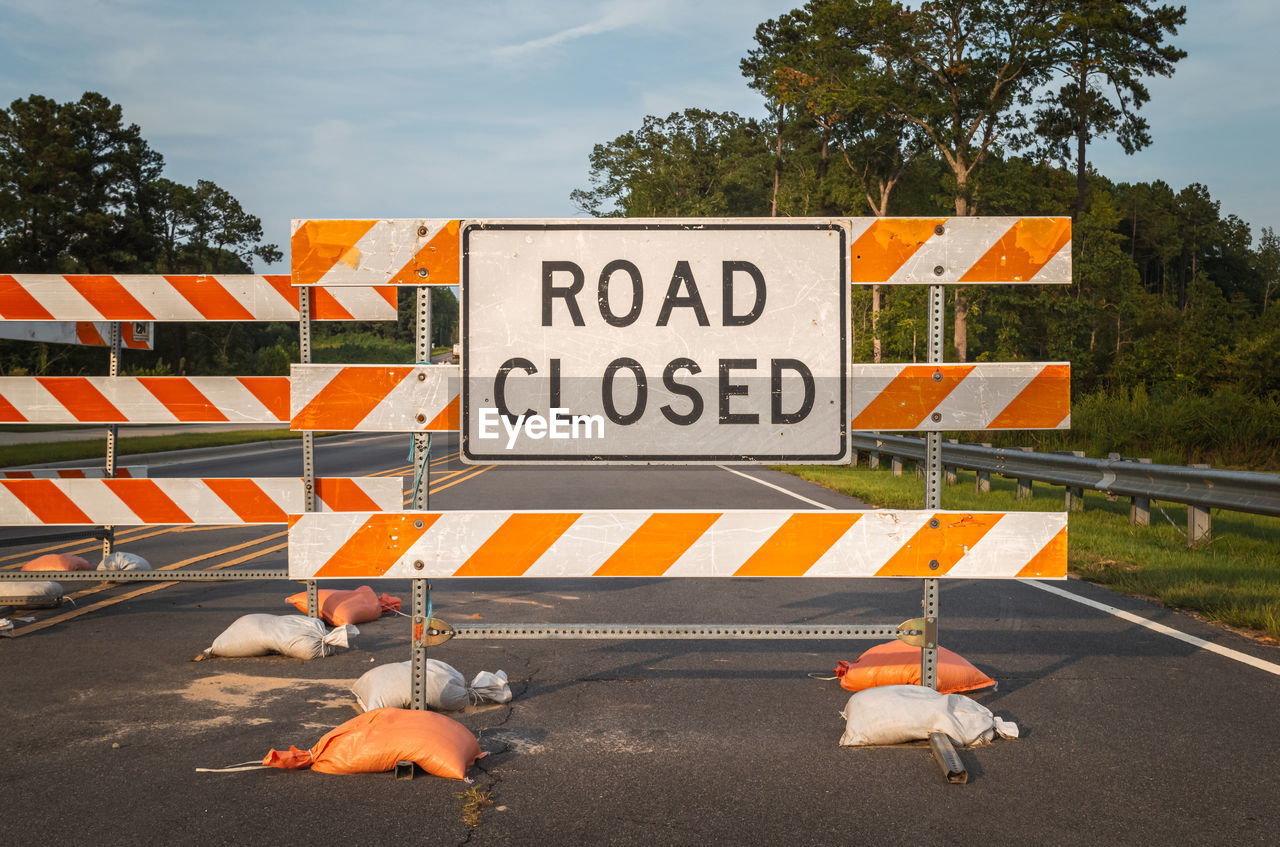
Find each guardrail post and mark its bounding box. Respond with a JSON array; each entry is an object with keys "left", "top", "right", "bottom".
[
  {"left": 869, "top": 440, "right": 881, "bottom": 470},
  {"left": 891, "top": 454, "right": 903, "bottom": 477},
  {"left": 975, "top": 443, "right": 992, "bottom": 494},
  {"left": 945, "top": 439, "right": 958, "bottom": 485},
  {"left": 1188, "top": 464, "right": 1212, "bottom": 546},
  {"left": 1065, "top": 450, "right": 1086, "bottom": 511},
  {"left": 1016, "top": 446, "right": 1035, "bottom": 501},
  {"left": 1130, "top": 458, "right": 1152, "bottom": 526}
]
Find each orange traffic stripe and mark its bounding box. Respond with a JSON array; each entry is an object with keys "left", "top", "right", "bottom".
[
  {"left": 293, "top": 366, "right": 413, "bottom": 431},
  {"left": 453, "top": 513, "right": 580, "bottom": 577},
  {"left": 75, "top": 323, "right": 105, "bottom": 345},
  {"left": 314, "top": 513, "right": 438, "bottom": 577},
  {"left": 164, "top": 275, "right": 257, "bottom": 321},
  {"left": 875, "top": 512, "right": 1001, "bottom": 576},
  {"left": 65, "top": 275, "right": 155, "bottom": 320},
  {"left": 850, "top": 365, "right": 975, "bottom": 430},
  {"left": 203, "top": 479, "right": 287, "bottom": 523},
  {"left": 36, "top": 378, "right": 126, "bottom": 423},
  {"left": 103, "top": 479, "right": 194, "bottom": 524},
  {"left": 0, "top": 391, "right": 28, "bottom": 422},
  {"left": 1, "top": 479, "right": 94, "bottom": 524},
  {"left": 960, "top": 218, "right": 1071, "bottom": 283},
  {"left": 426, "top": 395, "right": 461, "bottom": 430},
  {"left": 237, "top": 376, "right": 291, "bottom": 421},
  {"left": 734, "top": 513, "right": 862, "bottom": 576},
  {"left": 987, "top": 364, "right": 1070, "bottom": 429},
  {"left": 1016, "top": 525, "right": 1068, "bottom": 577},
  {"left": 0, "top": 275, "right": 55, "bottom": 319},
  {"left": 849, "top": 219, "right": 946, "bottom": 283},
  {"left": 389, "top": 220, "right": 460, "bottom": 286},
  {"left": 594, "top": 513, "right": 721, "bottom": 576},
  {"left": 291, "top": 220, "right": 380, "bottom": 285},
  {"left": 137, "top": 377, "right": 228, "bottom": 422},
  {"left": 315, "top": 478, "right": 387, "bottom": 512}
]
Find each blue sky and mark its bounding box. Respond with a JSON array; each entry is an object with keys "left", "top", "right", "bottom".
[{"left": 0, "top": 1, "right": 1274, "bottom": 272}]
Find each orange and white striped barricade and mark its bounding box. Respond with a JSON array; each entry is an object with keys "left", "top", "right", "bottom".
[
  {"left": 287, "top": 509, "right": 1067, "bottom": 580},
  {"left": 290, "top": 219, "right": 461, "bottom": 286},
  {"left": 0, "top": 274, "right": 397, "bottom": 321},
  {"left": 289, "top": 364, "right": 459, "bottom": 432},
  {"left": 0, "top": 376, "right": 289, "bottom": 424},
  {"left": 0, "top": 321, "right": 155, "bottom": 349},
  {"left": 0, "top": 466, "right": 146, "bottom": 479},
  {"left": 850, "top": 363, "right": 1070, "bottom": 431},
  {"left": 0, "top": 477, "right": 404, "bottom": 526},
  {"left": 848, "top": 217, "right": 1071, "bottom": 285}
]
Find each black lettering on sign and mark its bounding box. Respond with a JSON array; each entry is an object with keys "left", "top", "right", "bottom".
[
  {"left": 542, "top": 261, "right": 585, "bottom": 326},
  {"left": 602, "top": 357, "right": 647, "bottom": 425},
  {"left": 771, "top": 358, "right": 814, "bottom": 424},
  {"left": 718, "top": 358, "right": 758, "bottom": 425},
  {"left": 722, "top": 261, "right": 766, "bottom": 326},
  {"left": 495, "top": 357, "right": 537, "bottom": 422},
  {"left": 660, "top": 357, "right": 703, "bottom": 426},
  {"left": 597, "top": 259, "right": 643, "bottom": 327},
  {"left": 656, "top": 260, "right": 710, "bottom": 327}
]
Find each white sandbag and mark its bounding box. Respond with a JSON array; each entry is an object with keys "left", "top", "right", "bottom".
[
  {"left": 98, "top": 551, "right": 151, "bottom": 571},
  {"left": 469, "top": 670, "right": 512, "bottom": 704},
  {"left": 839, "top": 684, "right": 1019, "bottom": 748},
  {"left": 352, "top": 660, "right": 512, "bottom": 711},
  {"left": 0, "top": 580, "right": 63, "bottom": 608},
  {"left": 202, "top": 614, "right": 358, "bottom": 660}
]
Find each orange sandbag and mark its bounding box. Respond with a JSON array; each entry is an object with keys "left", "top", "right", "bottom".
[
  {"left": 285, "top": 585, "right": 401, "bottom": 626},
  {"left": 21, "top": 553, "right": 91, "bottom": 572},
  {"left": 263, "top": 708, "right": 484, "bottom": 779},
  {"left": 834, "top": 640, "right": 996, "bottom": 695}
]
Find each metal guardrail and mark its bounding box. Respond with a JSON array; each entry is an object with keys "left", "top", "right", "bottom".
[{"left": 852, "top": 434, "right": 1280, "bottom": 519}]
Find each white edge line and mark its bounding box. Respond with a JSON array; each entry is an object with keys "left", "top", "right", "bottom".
[
  {"left": 720, "top": 467, "right": 1280, "bottom": 677},
  {"left": 1025, "top": 579, "right": 1280, "bottom": 677},
  {"left": 716, "top": 466, "right": 835, "bottom": 511}
]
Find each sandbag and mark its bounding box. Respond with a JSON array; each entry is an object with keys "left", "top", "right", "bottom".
[
  {"left": 263, "top": 707, "right": 484, "bottom": 779},
  {"left": 839, "top": 684, "right": 1019, "bottom": 747},
  {"left": 352, "top": 660, "right": 511, "bottom": 712},
  {"left": 0, "top": 579, "right": 63, "bottom": 608},
  {"left": 98, "top": 551, "right": 151, "bottom": 571},
  {"left": 285, "top": 585, "right": 401, "bottom": 626},
  {"left": 200, "top": 614, "right": 357, "bottom": 660},
  {"left": 21, "top": 553, "right": 90, "bottom": 572},
  {"left": 834, "top": 640, "right": 995, "bottom": 695}
]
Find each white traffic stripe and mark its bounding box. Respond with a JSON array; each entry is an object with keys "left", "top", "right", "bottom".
[{"left": 1025, "top": 580, "right": 1280, "bottom": 677}]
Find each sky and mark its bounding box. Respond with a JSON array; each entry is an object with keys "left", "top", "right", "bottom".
[{"left": 0, "top": 0, "right": 1275, "bottom": 273}]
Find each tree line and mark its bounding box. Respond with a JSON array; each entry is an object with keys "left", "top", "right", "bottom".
[
  {"left": 0, "top": 92, "right": 458, "bottom": 377},
  {"left": 573, "top": 0, "right": 1278, "bottom": 407}
]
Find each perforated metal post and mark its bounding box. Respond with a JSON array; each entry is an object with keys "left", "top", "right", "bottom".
[
  {"left": 101, "top": 322, "right": 121, "bottom": 560},
  {"left": 298, "top": 287, "right": 319, "bottom": 617},
  {"left": 413, "top": 287, "right": 432, "bottom": 510},
  {"left": 411, "top": 579, "right": 430, "bottom": 711},
  {"left": 410, "top": 288, "right": 434, "bottom": 707},
  {"left": 922, "top": 282, "right": 946, "bottom": 690}
]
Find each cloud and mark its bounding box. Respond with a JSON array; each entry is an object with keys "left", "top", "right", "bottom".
[{"left": 490, "top": 0, "right": 663, "bottom": 61}]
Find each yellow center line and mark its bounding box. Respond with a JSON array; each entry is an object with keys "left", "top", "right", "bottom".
[
  {"left": 428, "top": 465, "right": 495, "bottom": 494},
  {"left": 11, "top": 540, "right": 290, "bottom": 639},
  {"left": 64, "top": 531, "right": 287, "bottom": 602}
]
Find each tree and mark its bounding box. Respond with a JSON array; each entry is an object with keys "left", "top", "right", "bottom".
[
  {"left": 1033, "top": 0, "right": 1186, "bottom": 216},
  {"left": 571, "top": 109, "right": 772, "bottom": 217}
]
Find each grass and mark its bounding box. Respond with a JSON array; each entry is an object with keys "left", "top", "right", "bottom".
[
  {"left": 777, "top": 462, "right": 1280, "bottom": 641},
  {"left": 457, "top": 786, "right": 493, "bottom": 828},
  {"left": 0, "top": 429, "right": 308, "bottom": 469}
]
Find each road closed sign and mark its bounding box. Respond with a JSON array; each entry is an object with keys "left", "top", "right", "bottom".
[{"left": 461, "top": 219, "right": 850, "bottom": 463}]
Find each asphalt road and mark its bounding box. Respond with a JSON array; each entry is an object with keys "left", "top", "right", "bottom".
[{"left": 2, "top": 433, "right": 1279, "bottom": 846}]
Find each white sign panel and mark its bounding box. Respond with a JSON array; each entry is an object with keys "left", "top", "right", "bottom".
[{"left": 462, "top": 220, "right": 850, "bottom": 463}]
